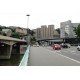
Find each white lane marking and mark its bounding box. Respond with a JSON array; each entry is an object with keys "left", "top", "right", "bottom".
[
  {"left": 44, "top": 48, "right": 80, "bottom": 64},
  {"left": 71, "top": 51, "right": 75, "bottom": 53},
  {"left": 62, "top": 50, "right": 80, "bottom": 55},
  {"left": 45, "top": 47, "right": 80, "bottom": 55}
]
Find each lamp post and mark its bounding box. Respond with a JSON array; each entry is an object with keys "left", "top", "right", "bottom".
[{"left": 26, "top": 14, "right": 30, "bottom": 45}]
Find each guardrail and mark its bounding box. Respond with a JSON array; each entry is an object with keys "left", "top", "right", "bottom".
[{"left": 19, "top": 45, "right": 30, "bottom": 66}]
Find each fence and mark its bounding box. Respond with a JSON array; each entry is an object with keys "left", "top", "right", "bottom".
[{"left": 19, "top": 45, "right": 30, "bottom": 66}]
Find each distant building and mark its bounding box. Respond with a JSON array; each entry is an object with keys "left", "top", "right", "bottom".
[
  {"left": 60, "top": 20, "right": 80, "bottom": 38},
  {"left": 32, "top": 29, "right": 37, "bottom": 39},
  {"left": 22, "top": 28, "right": 27, "bottom": 35},
  {"left": 32, "top": 24, "right": 60, "bottom": 40},
  {"left": 53, "top": 30, "right": 60, "bottom": 38},
  {"left": 47, "top": 25, "right": 54, "bottom": 39},
  {"left": 9, "top": 26, "right": 16, "bottom": 30},
  {"left": 2, "top": 29, "right": 12, "bottom": 36},
  {"left": 41, "top": 25, "right": 47, "bottom": 39},
  {"left": 37, "top": 28, "right": 41, "bottom": 39},
  {"left": 9, "top": 26, "right": 27, "bottom": 36}
]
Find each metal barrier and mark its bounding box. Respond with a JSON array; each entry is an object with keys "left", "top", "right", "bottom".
[{"left": 19, "top": 45, "right": 30, "bottom": 66}]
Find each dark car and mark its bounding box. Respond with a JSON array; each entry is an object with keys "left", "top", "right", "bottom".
[
  {"left": 61, "top": 43, "right": 68, "bottom": 48},
  {"left": 77, "top": 45, "right": 80, "bottom": 51}
]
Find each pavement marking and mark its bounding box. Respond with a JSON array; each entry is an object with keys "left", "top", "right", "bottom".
[
  {"left": 45, "top": 47, "right": 80, "bottom": 55},
  {"left": 44, "top": 47, "right": 80, "bottom": 64}
]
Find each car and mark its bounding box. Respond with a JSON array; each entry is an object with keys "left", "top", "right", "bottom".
[
  {"left": 77, "top": 45, "right": 80, "bottom": 51},
  {"left": 36, "top": 44, "right": 39, "bottom": 47},
  {"left": 66, "top": 43, "right": 71, "bottom": 48},
  {"left": 33, "top": 44, "right": 39, "bottom": 47},
  {"left": 52, "top": 44, "right": 61, "bottom": 50},
  {"left": 61, "top": 43, "right": 70, "bottom": 48}
]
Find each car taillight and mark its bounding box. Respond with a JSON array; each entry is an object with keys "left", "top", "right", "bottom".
[{"left": 55, "top": 46, "right": 57, "bottom": 47}]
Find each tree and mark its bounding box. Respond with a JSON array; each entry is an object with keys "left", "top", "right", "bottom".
[
  {"left": 26, "top": 29, "right": 35, "bottom": 36},
  {"left": 3, "top": 32, "right": 6, "bottom": 36},
  {"left": 74, "top": 24, "right": 80, "bottom": 38},
  {"left": 0, "top": 27, "right": 2, "bottom": 31},
  {"left": 10, "top": 32, "right": 20, "bottom": 39},
  {"left": 30, "top": 30, "right": 35, "bottom": 36},
  {"left": 30, "top": 37, "right": 36, "bottom": 44},
  {"left": 56, "top": 28, "right": 60, "bottom": 34}
]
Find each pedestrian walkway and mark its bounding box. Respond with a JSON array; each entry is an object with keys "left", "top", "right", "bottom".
[{"left": 28, "top": 46, "right": 80, "bottom": 66}]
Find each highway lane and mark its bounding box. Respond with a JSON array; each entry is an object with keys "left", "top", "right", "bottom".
[
  {"left": 28, "top": 46, "right": 80, "bottom": 66},
  {"left": 44, "top": 46, "right": 80, "bottom": 62}
]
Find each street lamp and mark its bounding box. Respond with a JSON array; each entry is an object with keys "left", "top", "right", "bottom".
[
  {"left": 26, "top": 14, "right": 30, "bottom": 30},
  {"left": 26, "top": 14, "right": 30, "bottom": 45}
]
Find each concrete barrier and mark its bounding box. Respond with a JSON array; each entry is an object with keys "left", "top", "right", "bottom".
[{"left": 19, "top": 45, "right": 30, "bottom": 66}]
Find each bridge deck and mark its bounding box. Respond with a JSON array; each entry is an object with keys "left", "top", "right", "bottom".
[
  {"left": 28, "top": 46, "right": 80, "bottom": 66},
  {"left": 0, "top": 35, "right": 26, "bottom": 42}
]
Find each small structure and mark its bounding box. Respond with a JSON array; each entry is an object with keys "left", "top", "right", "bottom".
[{"left": 2, "top": 29, "right": 12, "bottom": 36}]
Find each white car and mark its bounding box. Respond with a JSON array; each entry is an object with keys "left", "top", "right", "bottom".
[
  {"left": 36, "top": 44, "right": 39, "bottom": 47},
  {"left": 77, "top": 45, "right": 80, "bottom": 51},
  {"left": 33, "top": 44, "right": 39, "bottom": 47},
  {"left": 66, "top": 43, "right": 71, "bottom": 48}
]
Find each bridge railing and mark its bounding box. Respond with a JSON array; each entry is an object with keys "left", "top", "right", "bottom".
[{"left": 19, "top": 45, "right": 30, "bottom": 66}]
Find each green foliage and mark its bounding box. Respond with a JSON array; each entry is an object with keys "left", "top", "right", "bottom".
[
  {"left": 0, "top": 27, "right": 2, "bottom": 31},
  {"left": 10, "top": 32, "right": 20, "bottom": 39},
  {"left": 30, "top": 37, "right": 36, "bottom": 44},
  {"left": 56, "top": 28, "right": 60, "bottom": 34},
  {"left": 27, "top": 29, "right": 35, "bottom": 36},
  {"left": 74, "top": 24, "right": 80, "bottom": 38},
  {"left": 11, "top": 29, "right": 15, "bottom": 32}
]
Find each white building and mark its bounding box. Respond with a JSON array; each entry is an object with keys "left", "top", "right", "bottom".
[
  {"left": 2, "top": 29, "right": 12, "bottom": 36},
  {"left": 60, "top": 20, "right": 80, "bottom": 38}
]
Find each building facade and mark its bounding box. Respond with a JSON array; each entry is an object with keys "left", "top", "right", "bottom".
[
  {"left": 32, "top": 24, "right": 60, "bottom": 40},
  {"left": 2, "top": 29, "right": 12, "bottom": 36},
  {"left": 60, "top": 20, "right": 80, "bottom": 38},
  {"left": 41, "top": 25, "right": 47, "bottom": 39},
  {"left": 47, "top": 25, "right": 54, "bottom": 39},
  {"left": 37, "top": 28, "right": 41, "bottom": 39}
]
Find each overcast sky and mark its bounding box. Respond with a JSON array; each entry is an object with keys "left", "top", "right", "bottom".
[{"left": 0, "top": 0, "right": 80, "bottom": 29}]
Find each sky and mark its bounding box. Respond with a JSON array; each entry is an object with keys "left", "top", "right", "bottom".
[{"left": 0, "top": 0, "right": 80, "bottom": 29}]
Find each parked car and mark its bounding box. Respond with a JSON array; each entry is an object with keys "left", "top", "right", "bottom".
[
  {"left": 77, "top": 45, "right": 80, "bottom": 51},
  {"left": 52, "top": 44, "right": 61, "bottom": 50}
]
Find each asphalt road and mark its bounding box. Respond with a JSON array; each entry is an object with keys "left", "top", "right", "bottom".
[
  {"left": 45, "top": 46, "right": 80, "bottom": 62},
  {"left": 28, "top": 46, "right": 80, "bottom": 66}
]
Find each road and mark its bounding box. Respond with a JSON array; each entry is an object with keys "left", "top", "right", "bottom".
[
  {"left": 45, "top": 46, "right": 80, "bottom": 62},
  {"left": 28, "top": 46, "right": 80, "bottom": 66}
]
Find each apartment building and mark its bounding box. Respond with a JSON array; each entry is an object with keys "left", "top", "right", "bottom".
[
  {"left": 32, "top": 24, "right": 60, "bottom": 40},
  {"left": 41, "top": 25, "right": 47, "bottom": 39},
  {"left": 48, "top": 25, "right": 54, "bottom": 39},
  {"left": 60, "top": 20, "right": 80, "bottom": 38},
  {"left": 37, "top": 28, "right": 41, "bottom": 39}
]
